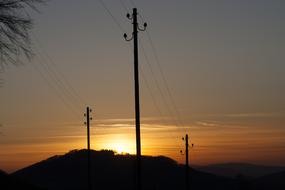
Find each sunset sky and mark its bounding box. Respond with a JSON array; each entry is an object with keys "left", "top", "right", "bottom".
[{"left": 1, "top": 0, "right": 285, "bottom": 173}]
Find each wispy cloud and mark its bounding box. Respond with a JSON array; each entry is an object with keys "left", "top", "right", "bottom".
[
  {"left": 202, "top": 112, "right": 285, "bottom": 118},
  {"left": 191, "top": 120, "right": 247, "bottom": 131},
  {"left": 96, "top": 116, "right": 174, "bottom": 124},
  {"left": 225, "top": 112, "right": 285, "bottom": 118},
  {"left": 95, "top": 122, "right": 184, "bottom": 131},
  {"left": 96, "top": 123, "right": 133, "bottom": 128},
  {"left": 196, "top": 121, "right": 219, "bottom": 127}
]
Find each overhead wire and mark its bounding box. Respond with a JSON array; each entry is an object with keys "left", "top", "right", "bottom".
[
  {"left": 139, "top": 58, "right": 182, "bottom": 143},
  {"left": 139, "top": 38, "right": 185, "bottom": 134},
  {"left": 145, "top": 31, "right": 187, "bottom": 129},
  {"left": 30, "top": 53, "right": 82, "bottom": 120},
  {"left": 120, "top": 0, "right": 183, "bottom": 131},
  {"left": 124, "top": 0, "right": 188, "bottom": 133},
  {"left": 21, "top": 8, "right": 85, "bottom": 120},
  {"left": 32, "top": 33, "right": 87, "bottom": 108},
  {"left": 97, "top": 0, "right": 126, "bottom": 33},
  {"left": 118, "top": 1, "right": 183, "bottom": 149},
  {"left": 119, "top": 0, "right": 129, "bottom": 12},
  {"left": 31, "top": 39, "right": 83, "bottom": 112},
  {"left": 95, "top": 0, "right": 184, "bottom": 153}
]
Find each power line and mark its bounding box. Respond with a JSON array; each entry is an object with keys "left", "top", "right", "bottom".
[
  {"left": 139, "top": 65, "right": 180, "bottom": 141},
  {"left": 131, "top": 0, "right": 187, "bottom": 132},
  {"left": 21, "top": 5, "right": 86, "bottom": 120},
  {"left": 30, "top": 55, "right": 82, "bottom": 120},
  {"left": 119, "top": 0, "right": 129, "bottom": 12},
  {"left": 126, "top": 38, "right": 180, "bottom": 142},
  {"left": 97, "top": 1, "right": 184, "bottom": 150},
  {"left": 97, "top": 0, "right": 126, "bottom": 33},
  {"left": 32, "top": 33, "right": 87, "bottom": 107},
  {"left": 123, "top": 0, "right": 187, "bottom": 133},
  {"left": 139, "top": 39, "right": 185, "bottom": 133},
  {"left": 146, "top": 31, "right": 187, "bottom": 131},
  {"left": 30, "top": 35, "right": 85, "bottom": 119},
  {"left": 120, "top": 0, "right": 185, "bottom": 134},
  {"left": 32, "top": 44, "right": 83, "bottom": 111}
]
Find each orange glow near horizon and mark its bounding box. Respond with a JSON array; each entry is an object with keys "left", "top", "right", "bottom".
[
  {"left": 2, "top": 119, "right": 285, "bottom": 174},
  {"left": 94, "top": 134, "right": 136, "bottom": 154}
]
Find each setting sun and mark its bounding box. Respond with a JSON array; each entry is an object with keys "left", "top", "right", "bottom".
[
  {"left": 94, "top": 134, "right": 136, "bottom": 154},
  {"left": 112, "top": 142, "right": 130, "bottom": 154}
]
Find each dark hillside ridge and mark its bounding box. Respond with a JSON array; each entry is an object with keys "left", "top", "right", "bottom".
[
  {"left": 252, "top": 170, "right": 285, "bottom": 190},
  {"left": 195, "top": 163, "right": 285, "bottom": 178},
  {"left": 0, "top": 169, "right": 44, "bottom": 190},
  {"left": 13, "top": 149, "right": 237, "bottom": 190}
]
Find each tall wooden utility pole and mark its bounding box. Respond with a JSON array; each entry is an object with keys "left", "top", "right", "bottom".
[
  {"left": 124, "top": 8, "right": 147, "bottom": 190},
  {"left": 84, "top": 107, "right": 92, "bottom": 190}
]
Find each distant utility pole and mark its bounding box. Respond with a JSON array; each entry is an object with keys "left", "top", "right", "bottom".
[
  {"left": 84, "top": 107, "right": 93, "bottom": 190},
  {"left": 181, "top": 134, "right": 193, "bottom": 190},
  {"left": 185, "top": 134, "right": 189, "bottom": 190},
  {"left": 124, "top": 8, "right": 147, "bottom": 190}
]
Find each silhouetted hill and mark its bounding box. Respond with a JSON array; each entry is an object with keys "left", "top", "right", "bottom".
[
  {"left": 13, "top": 149, "right": 237, "bottom": 190},
  {"left": 0, "top": 169, "right": 44, "bottom": 190},
  {"left": 252, "top": 170, "right": 285, "bottom": 190},
  {"left": 195, "top": 163, "right": 285, "bottom": 178}
]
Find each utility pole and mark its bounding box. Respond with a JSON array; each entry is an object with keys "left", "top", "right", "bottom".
[
  {"left": 181, "top": 134, "right": 192, "bottom": 190},
  {"left": 185, "top": 134, "right": 189, "bottom": 190},
  {"left": 124, "top": 8, "right": 147, "bottom": 190},
  {"left": 84, "top": 107, "right": 92, "bottom": 190}
]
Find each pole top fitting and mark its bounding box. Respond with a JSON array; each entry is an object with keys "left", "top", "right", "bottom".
[
  {"left": 126, "top": 13, "right": 133, "bottom": 20},
  {"left": 138, "top": 22, "right": 147, "bottom": 31},
  {"left": 123, "top": 33, "right": 133, "bottom": 41}
]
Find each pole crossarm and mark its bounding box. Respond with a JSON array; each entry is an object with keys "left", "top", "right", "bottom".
[{"left": 123, "top": 8, "right": 147, "bottom": 42}]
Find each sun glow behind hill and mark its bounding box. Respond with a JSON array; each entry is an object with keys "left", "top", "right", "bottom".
[
  {"left": 2, "top": 115, "right": 285, "bottom": 174},
  {"left": 96, "top": 134, "right": 135, "bottom": 154}
]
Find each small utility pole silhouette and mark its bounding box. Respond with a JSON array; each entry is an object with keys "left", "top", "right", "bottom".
[
  {"left": 124, "top": 8, "right": 147, "bottom": 190},
  {"left": 181, "top": 134, "right": 193, "bottom": 190},
  {"left": 84, "top": 107, "right": 93, "bottom": 190}
]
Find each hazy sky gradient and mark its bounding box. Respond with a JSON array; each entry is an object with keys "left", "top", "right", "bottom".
[{"left": 1, "top": 0, "right": 285, "bottom": 172}]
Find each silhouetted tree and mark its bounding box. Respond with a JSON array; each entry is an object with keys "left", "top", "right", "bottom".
[{"left": 0, "top": 0, "right": 43, "bottom": 67}]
